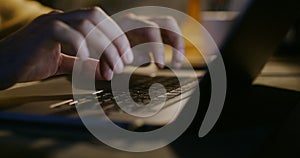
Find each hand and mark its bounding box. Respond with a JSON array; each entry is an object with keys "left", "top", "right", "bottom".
[
  {"left": 0, "top": 7, "right": 133, "bottom": 89},
  {"left": 117, "top": 13, "right": 185, "bottom": 68}
]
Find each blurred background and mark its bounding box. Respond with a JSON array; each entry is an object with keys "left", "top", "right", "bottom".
[
  {"left": 36, "top": 0, "right": 247, "bottom": 13},
  {"left": 35, "top": 0, "right": 300, "bottom": 56}
]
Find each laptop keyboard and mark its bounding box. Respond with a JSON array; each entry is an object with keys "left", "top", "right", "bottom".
[{"left": 50, "top": 76, "right": 198, "bottom": 114}]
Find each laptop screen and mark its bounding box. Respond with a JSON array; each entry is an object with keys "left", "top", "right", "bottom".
[{"left": 220, "top": 0, "right": 300, "bottom": 83}]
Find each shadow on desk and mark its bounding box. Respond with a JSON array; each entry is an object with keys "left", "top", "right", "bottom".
[{"left": 0, "top": 82, "right": 299, "bottom": 158}]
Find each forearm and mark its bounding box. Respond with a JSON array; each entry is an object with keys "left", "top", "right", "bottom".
[
  {"left": 0, "top": 0, "right": 52, "bottom": 39},
  {"left": 0, "top": 0, "right": 52, "bottom": 89}
]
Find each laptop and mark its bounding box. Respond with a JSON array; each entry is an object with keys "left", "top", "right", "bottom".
[{"left": 0, "top": 0, "right": 298, "bottom": 130}]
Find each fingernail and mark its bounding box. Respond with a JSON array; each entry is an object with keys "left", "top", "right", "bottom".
[
  {"left": 106, "top": 69, "right": 113, "bottom": 80},
  {"left": 78, "top": 42, "right": 89, "bottom": 59},
  {"left": 157, "top": 63, "right": 165, "bottom": 69},
  {"left": 125, "top": 50, "right": 134, "bottom": 64},
  {"left": 173, "top": 62, "right": 182, "bottom": 69},
  {"left": 114, "top": 61, "right": 124, "bottom": 73}
]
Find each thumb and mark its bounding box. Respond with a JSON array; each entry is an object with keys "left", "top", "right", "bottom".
[{"left": 56, "top": 53, "right": 104, "bottom": 80}]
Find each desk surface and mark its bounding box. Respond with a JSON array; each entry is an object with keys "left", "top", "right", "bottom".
[{"left": 0, "top": 122, "right": 270, "bottom": 158}]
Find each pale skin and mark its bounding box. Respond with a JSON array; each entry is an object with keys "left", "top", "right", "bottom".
[{"left": 0, "top": 7, "right": 185, "bottom": 90}]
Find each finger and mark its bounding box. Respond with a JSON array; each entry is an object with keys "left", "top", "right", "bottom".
[
  {"left": 149, "top": 16, "right": 185, "bottom": 68},
  {"left": 56, "top": 54, "right": 75, "bottom": 75},
  {"left": 143, "top": 24, "right": 165, "bottom": 68},
  {"left": 120, "top": 14, "right": 165, "bottom": 68},
  {"left": 57, "top": 7, "right": 133, "bottom": 64},
  {"left": 67, "top": 19, "right": 124, "bottom": 73},
  {"left": 131, "top": 50, "right": 152, "bottom": 67},
  {"left": 97, "top": 16, "right": 134, "bottom": 64},
  {"left": 101, "top": 37, "right": 124, "bottom": 74},
  {"left": 56, "top": 54, "right": 104, "bottom": 80},
  {"left": 67, "top": 19, "right": 107, "bottom": 58},
  {"left": 100, "top": 58, "right": 113, "bottom": 80},
  {"left": 61, "top": 19, "right": 96, "bottom": 56},
  {"left": 50, "top": 20, "right": 89, "bottom": 59}
]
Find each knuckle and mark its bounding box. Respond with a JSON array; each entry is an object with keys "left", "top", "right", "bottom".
[
  {"left": 165, "top": 16, "right": 176, "bottom": 21},
  {"left": 77, "top": 19, "right": 91, "bottom": 28},
  {"left": 49, "top": 20, "right": 62, "bottom": 32},
  {"left": 155, "top": 16, "right": 178, "bottom": 30},
  {"left": 88, "top": 6, "right": 106, "bottom": 19},
  {"left": 87, "top": 7, "right": 101, "bottom": 18},
  {"left": 91, "top": 6, "right": 102, "bottom": 12},
  {"left": 145, "top": 24, "right": 160, "bottom": 35},
  {"left": 123, "top": 13, "right": 136, "bottom": 19},
  {"left": 164, "top": 16, "right": 177, "bottom": 25},
  {"left": 145, "top": 21, "right": 159, "bottom": 28}
]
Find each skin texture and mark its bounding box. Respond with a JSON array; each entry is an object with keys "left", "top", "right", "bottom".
[{"left": 0, "top": 7, "right": 185, "bottom": 90}]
